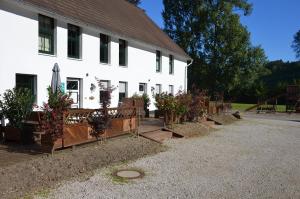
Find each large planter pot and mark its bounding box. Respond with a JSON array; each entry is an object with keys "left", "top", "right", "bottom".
[
  {"left": 4, "top": 126, "right": 22, "bottom": 143},
  {"left": 4, "top": 124, "right": 35, "bottom": 144},
  {"left": 41, "top": 133, "right": 63, "bottom": 152}
]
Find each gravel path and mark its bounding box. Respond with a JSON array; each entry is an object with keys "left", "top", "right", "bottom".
[{"left": 40, "top": 118, "right": 300, "bottom": 199}]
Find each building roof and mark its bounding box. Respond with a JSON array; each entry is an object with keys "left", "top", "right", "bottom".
[{"left": 20, "top": 0, "right": 190, "bottom": 59}]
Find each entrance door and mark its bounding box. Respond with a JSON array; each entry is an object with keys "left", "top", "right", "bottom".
[{"left": 66, "top": 78, "right": 81, "bottom": 108}]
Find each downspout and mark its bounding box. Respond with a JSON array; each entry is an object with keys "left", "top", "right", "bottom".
[{"left": 184, "top": 59, "right": 194, "bottom": 92}]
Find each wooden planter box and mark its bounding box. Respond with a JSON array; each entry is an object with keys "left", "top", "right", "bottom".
[
  {"left": 41, "top": 117, "right": 137, "bottom": 152},
  {"left": 104, "top": 118, "right": 137, "bottom": 138}
]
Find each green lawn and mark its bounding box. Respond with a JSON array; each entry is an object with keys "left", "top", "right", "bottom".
[{"left": 232, "top": 103, "right": 286, "bottom": 112}]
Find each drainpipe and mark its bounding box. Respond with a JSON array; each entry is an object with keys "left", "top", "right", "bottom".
[{"left": 184, "top": 59, "right": 194, "bottom": 92}]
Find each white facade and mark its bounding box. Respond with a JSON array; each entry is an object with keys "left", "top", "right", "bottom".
[{"left": 0, "top": 1, "right": 188, "bottom": 111}]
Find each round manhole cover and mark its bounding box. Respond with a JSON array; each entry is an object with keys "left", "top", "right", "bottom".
[{"left": 113, "top": 169, "right": 144, "bottom": 179}]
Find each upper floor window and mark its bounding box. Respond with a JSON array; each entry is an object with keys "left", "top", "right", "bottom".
[
  {"left": 38, "top": 14, "right": 55, "bottom": 55},
  {"left": 169, "top": 55, "right": 174, "bottom": 74},
  {"left": 156, "top": 51, "right": 161, "bottom": 72},
  {"left": 100, "top": 34, "right": 110, "bottom": 64},
  {"left": 68, "top": 24, "right": 81, "bottom": 59},
  {"left": 119, "top": 39, "right": 127, "bottom": 66}
]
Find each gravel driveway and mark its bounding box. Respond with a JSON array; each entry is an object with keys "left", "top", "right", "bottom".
[{"left": 40, "top": 117, "right": 300, "bottom": 199}]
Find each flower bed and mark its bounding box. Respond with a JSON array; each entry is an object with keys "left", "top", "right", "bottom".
[{"left": 40, "top": 108, "right": 137, "bottom": 152}]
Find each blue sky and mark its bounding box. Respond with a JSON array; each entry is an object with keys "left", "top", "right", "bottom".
[{"left": 140, "top": 0, "right": 300, "bottom": 62}]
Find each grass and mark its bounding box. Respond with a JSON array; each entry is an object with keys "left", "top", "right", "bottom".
[{"left": 232, "top": 103, "right": 286, "bottom": 112}]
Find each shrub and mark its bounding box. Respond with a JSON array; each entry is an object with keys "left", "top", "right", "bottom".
[
  {"left": 88, "top": 78, "right": 116, "bottom": 139},
  {"left": 154, "top": 88, "right": 208, "bottom": 125},
  {"left": 187, "top": 88, "right": 208, "bottom": 122},
  {"left": 175, "top": 91, "right": 192, "bottom": 123},
  {"left": 0, "top": 88, "right": 34, "bottom": 128},
  {"left": 40, "top": 87, "right": 73, "bottom": 141}
]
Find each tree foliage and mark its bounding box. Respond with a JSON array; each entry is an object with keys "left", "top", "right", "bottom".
[
  {"left": 292, "top": 30, "right": 300, "bottom": 60},
  {"left": 126, "top": 0, "right": 141, "bottom": 6},
  {"left": 162, "top": 0, "right": 267, "bottom": 99}
]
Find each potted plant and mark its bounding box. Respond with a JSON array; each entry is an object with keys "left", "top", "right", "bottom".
[
  {"left": 40, "top": 87, "right": 73, "bottom": 149},
  {"left": 0, "top": 88, "right": 34, "bottom": 143}
]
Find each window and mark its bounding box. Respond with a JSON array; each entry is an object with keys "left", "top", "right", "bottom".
[
  {"left": 68, "top": 24, "right": 81, "bottom": 59},
  {"left": 99, "top": 80, "right": 110, "bottom": 103},
  {"left": 156, "top": 51, "right": 161, "bottom": 72},
  {"left": 139, "top": 83, "right": 147, "bottom": 95},
  {"left": 119, "top": 82, "right": 127, "bottom": 102},
  {"left": 169, "top": 85, "right": 174, "bottom": 95},
  {"left": 119, "top": 39, "right": 127, "bottom": 66},
  {"left": 169, "top": 55, "right": 174, "bottom": 74},
  {"left": 16, "top": 74, "right": 37, "bottom": 102},
  {"left": 155, "top": 84, "right": 162, "bottom": 95},
  {"left": 38, "top": 14, "right": 55, "bottom": 55},
  {"left": 100, "top": 34, "right": 110, "bottom": 64}
]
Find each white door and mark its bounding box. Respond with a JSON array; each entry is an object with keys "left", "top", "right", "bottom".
[{"left": 67, "top": 78, "right": 81, "bottom": 108}]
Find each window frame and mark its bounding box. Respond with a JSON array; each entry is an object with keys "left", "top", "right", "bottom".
[
  {"left": 139, "top": 83, "right": 147, "bottom": 95},
  {"left": 169, "top": 55, "right": 174, "bottom": 75},
  {"left": 100, "top": 33, "right": 110, "bottom": 64},
  {"left": 169, "top": 85, "right": 174, "bottom": 95},
  {"left": 68, "top": 24, "right": 82, "bottom": 59},
  {"left": 156, "top": 50, "right": 161, "bottom": 73},
  {"left": 15, "top": 74, "right": 38, "bottom": 103},
  {"left": 99, "top": 80, "right": 111, "bottom": 103},
  {"left": 38, "top": 14, "right": 55, "bottom": 55},
  {"left": 119, "top": 39, "right": 127, "bottom": 67},
  {"left": 155, "top": 84, "right": 162, "bottom": 95},
  {"left": 119, "top": 81, "right": 128, "bottom": 102}
]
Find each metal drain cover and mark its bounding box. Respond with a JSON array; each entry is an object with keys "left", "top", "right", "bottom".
[{"left": 113, "top": 169, "right": 144, "bottom": 179}]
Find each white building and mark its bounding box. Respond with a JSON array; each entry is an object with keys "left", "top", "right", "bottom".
[{"left": 0, "top": 0, "right": 191, "bottom": 110}]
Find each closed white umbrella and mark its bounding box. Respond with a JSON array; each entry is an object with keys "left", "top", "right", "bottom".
[{"left": 51, "top": 63, "right": 61, "bottom": 93}]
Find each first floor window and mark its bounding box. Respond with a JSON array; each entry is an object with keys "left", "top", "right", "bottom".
[
  {"left": 38, "top": 14, "right": 55, "bottom": 54},
  {"left": 119, "top": 39, "right": 127, "bottom": 66},
  {"left": 68, "top": 24, "right": 81, "bottom": 59},
  {"left": 156, "top": 50, "right": 161, "bottom": 72},
  {"left": 100, "top": 34, "right": 110, "bottom": 64},
  {"left": 169, "top": 85, "right": 174, "bottom": 95},
  {"left": 99, "top": 80, "right": 110, "bottom": 103},
  {"left": 119, "top": 82, "right": 127, "bottom": 102},
  {"left": 169, "top": 55, "right": 174, "bottom": 74},
  {"left": 139, "top": 83, "right": 147, "bottom": 95},
  {"left": 155, "top": 84, "right": 162, "bottom": 95},
  {"left": 16, "top": 74, "right": 37, "bottom": 102}
]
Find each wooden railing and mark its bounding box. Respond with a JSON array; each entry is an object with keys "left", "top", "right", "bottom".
[{"left": 63, "top": 108, "right": 137, "bottom": 125}]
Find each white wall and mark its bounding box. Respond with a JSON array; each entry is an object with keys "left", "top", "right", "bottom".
[{"left": 0, "top": 1, "right": 188, "bottom": 111}]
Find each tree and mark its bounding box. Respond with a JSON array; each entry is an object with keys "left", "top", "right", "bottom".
[
  {"left": 126, "top": 0, "right": 141, "bottom": 6},
  {"left": 163, "top": 0, "right": 267, "bottom": 99},
  {"left": 292, "top": 30, "right": 300, "bottom": 60}
]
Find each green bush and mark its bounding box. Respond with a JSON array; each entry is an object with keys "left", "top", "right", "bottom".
[{"left": 0, "top": 88, "right": 34, "bottom": 128}]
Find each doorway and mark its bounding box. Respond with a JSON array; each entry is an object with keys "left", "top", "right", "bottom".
[{"left": 66, "top": 78, "right": 82, "bottom": 108}]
